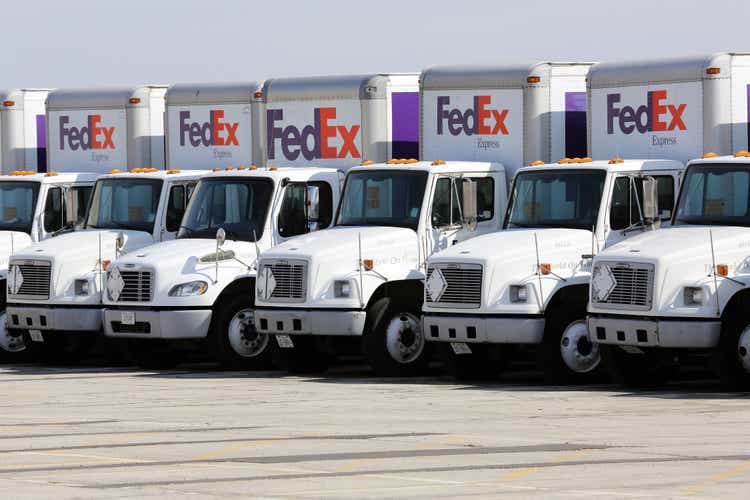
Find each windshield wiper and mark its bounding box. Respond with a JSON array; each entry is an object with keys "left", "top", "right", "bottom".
[{"left": 49, "top": 224, "right": 76, "bottom": 237}]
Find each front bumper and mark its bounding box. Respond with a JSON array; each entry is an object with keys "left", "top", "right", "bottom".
[
  {"left": 423, "top": 313, "right": 545, "bottom": 344},
  {"left": 255, "top": 307, "right": 367, "bottom": 336},
  {"left": 587, "top": 315, "right": 721, "bottom": 348},
  {"left": 103, "top": 308, "right": 213, "bottom": 339},
  {"left": 6, "top": 305, "right": 102, "bottom": 332}
]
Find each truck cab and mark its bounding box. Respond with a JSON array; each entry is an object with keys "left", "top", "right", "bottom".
[
  {"left": 423, "top": 158, "right": 683, "bottom": 382},
  {"left": 101, "top": 166, "right": 342, "bottom": 369},
  {"left": 5, "top": 169, "right": 206, "bottom": 361},
  {"left": 588, "top": 154, "right": 750, "bottom": 388},
  {"left": 0, "top": 171, "right": 97, "bottom": 358},
  {"left": 254, "top": 159, "right": 507, "bottom": 375}
]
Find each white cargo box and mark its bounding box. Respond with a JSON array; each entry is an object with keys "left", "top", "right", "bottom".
[
  {"left": 0, "top": 89, "right": 51, "bottom": 173},
  {"left": 165, "top": 82, "right": 263, "bottom": 170},
  {"left": 420, "top": 62, "right": 591, "bottom": 183},
  {"left": 588, "top": 53, "right": 750, "bottom": 163},
  {"left": 46, "top": 86, "right": 168, "bottom": 173},
  {"left": 261, "top": 73, "right": 418, "bottom": 169}
]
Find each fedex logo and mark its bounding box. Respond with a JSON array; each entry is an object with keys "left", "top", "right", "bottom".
[
  {"left": 267, "top": 108, "right": 360, "bottom": 161},
  {"left": 607, "top": 91, "right": 687, "bottom": 135},
  {"left": 179, "top": 110, "right": 239, "bottom": 147},
  {"left": 437, "top": 96, "right": 509, "bottom": 136},
  {"left": 59, "top": 115, "right": 115, "bottom": 151}
]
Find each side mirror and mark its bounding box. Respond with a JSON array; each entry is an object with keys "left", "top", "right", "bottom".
[
  {"left": 641, "top": 176, "right": 659, "bottom": 223},
  {"left": 63, "top": 189, "right": 79, "bottom": 227},
  {"left": 216, "top": 227, "right": 226, "bottom": 247},
  {"left": 305, "top": 185, "right": 320, "bottom": 232},
  {"left": 115, "top": 232, "right": 125, "bottom": 252},
  {"left": 461, "top": 179, "right": 478, "bottom": 231}
]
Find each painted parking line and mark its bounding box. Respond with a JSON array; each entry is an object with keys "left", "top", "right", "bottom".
[
  {"left": 499, "top": 448, "right": 594, "bottom": 481},
  {"left": 683, "top": 459, "right": 750, "bottom": 495}
]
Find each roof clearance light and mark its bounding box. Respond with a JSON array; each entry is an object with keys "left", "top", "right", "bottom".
[
  {"left": 431, "top": 160, "right": 446, "bottom": 166},
  {"left": 703, "top": 152, "right": 718, "bottom": 158},
  {"left": 44, "top": 171, "right": 58, "bottom": 177},
  {"left": 2, "top": 100, "right": 15, "bottom": 107},
  {"left": 250, "top": 165, "right": 258, "bottom": 170},
  {"left": 212, "top": 167, "right": 221, "bottom": 172},
  {"left": 269, "top": 165, "right": 278, "bottom": 171},
  {"left": 363, "top": 259, "right": 374, "bottom": 271},
  {"left": 527, "top": 76, "right": 541, "bottom": 83},
  {"left": 361, "top": 160, "right": 375, "bottom": 166},
  {"left": 254, "top": 91, "right": 263, "bottom": 99},
  {"left": 225, "top": 166, "right": 234, "bottom": 171},
  {"left": 581, "top": 157, "right": 593, "bottom": 163},
  {"left": 735, "top": 151, "right": 750, "bottom": 157},
  {"left": 386, "top": 159, "right": 399, "bottom": 165},
  {"left": 128, "top": 97, "right": 141, "bottom": 104},
  {"left": 608, "top": 157, "right": 624, "bottom": 164},
  {"left": 108, "top": 168, "right": 121, "bottom": 174},
  {"left": 558, "top": 158, "right": 571, "bottom": 164},
  {"left": 539, "top": 263, "right": 552, "bottom": 275},
  {"left": 529, "top": 160, "right": 545, "bottom": 166},
  {"left": 406, "top": 158, "right": 418, "bottom": 164},
  {"left": 716, "top": 264, "right": 729, "bottom": 276},
  {"left": 706, "top": 67, "right": 721, "bottom": 75},
  {"left": 167, "top": 169, "right": 181, "bottom": 174},
  {"left": 237, "top": 166, "right": 246, "bottom": 170}
]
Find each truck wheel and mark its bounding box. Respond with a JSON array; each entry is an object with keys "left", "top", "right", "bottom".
[
  {"left": 364, "top": 300, "right": 429, "bottom": 377},
  {"left": 271, "top": 335, "right": 330, "bottom": 374},
  {"left": 601, "top": 345, "right": 670, "bottom": 388},
  {"left": 211, "top": 295, "right": 272, "bottom": 370},
  {"left": 540, "top": 309, "right": 602, "bottom": 384},
  {"left": 0, "top": 313, "right": 34, "bottom": 363},
  {"left": 715, "top": 316, "right": 750, "bottom": 390},
  {"left": 27, "top": 332, "right": 91, "bottom": 365},
  {"left": 438, "top": 343, "right": 503, "bottom": 380},
  {"left": 130, "top": 339, "right": 179, "bottom": 370}
]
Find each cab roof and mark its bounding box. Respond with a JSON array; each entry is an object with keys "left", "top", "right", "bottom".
[
  {"left": 97, "top": 169, "right": 209, "bottom": 181},
  {"left": 0, "top": 171, "right": 100, "bottom": 183},
  {"left": 346, "top": 160, "right": 505, "bottom": 174},
  {"left": 516, "top": 158, "right": 684, "bottom": 175},
  {"left": 205, "top": 166, "right": 341, "bottom": 182},
  {"left": 689, "top": 153, "right": 750, "bottom": 166}
]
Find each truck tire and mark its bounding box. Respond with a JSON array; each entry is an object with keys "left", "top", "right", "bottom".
[
  {"left": 211, "top": 294, "right": 272, "bottom": 370},
  {"left": 438, "top": 343, "right": 504, "bottom": 380},
  {"left": 270, "top": 335, "right": 329, "bottom": 374},
  {"left": 26, "top": 331, "right": 91, "bottom": 365},
  {"left": 601, "top": 345, "right": 670, "bottom": 388},
  {"left": 540, "top": 308, "right": 602, "bottom": 384},
  {"left": 715, "top": 315, "right": 750, "bottom": 390},
  {"left": 130, "top": 339, "right": 179, "bottom": 370},
  {"left": 0, "top": 318, "right": 35, "bottom": 363},
  {"left": 363, "top": 299, "right": 429, "bottom": 377}
]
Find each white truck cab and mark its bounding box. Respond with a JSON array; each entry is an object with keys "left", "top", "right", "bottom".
[
  {"left": 588, "top": 154, "right": 750, "bottom": 388},
  {"left": 423, "top": 158, "right": 682, "bottom": 381},
  {"left": 101, "top": 166, "right": 342, "bottom": 369},
  {"left": 0, "top": 171, "right": 97, "bottom": 358},
  {"left": 5, "top": 168, "right": 206, "bottom": 361},
  {"left": 255, "top": 160, "right": 508, "bottom": 375}
]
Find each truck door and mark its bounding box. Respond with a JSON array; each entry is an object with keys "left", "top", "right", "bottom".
[{"left": 160, "top": 181, "right": 196, "bottom": 241}]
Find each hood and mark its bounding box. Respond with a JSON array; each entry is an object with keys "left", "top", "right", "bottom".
[{"left": 0, "top": 231, "right": 32, "bottom": 274}]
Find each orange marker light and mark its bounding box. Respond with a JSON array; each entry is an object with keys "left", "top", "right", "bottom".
[
  {"left": 529, "top": 160, "right": 545, "bottom": 166},
  {"left": 2, "top": 100, "right": 15, "bottom": 107},
  {"left": 706, "top": 67, "right": 721, "bottom": 75},
  {"left": 527, "top": 76, "right": 541, "bottom": 83},
  {"left": 128, "top": 97, "right": 141, "bottom": 104},
  {"left": 716, "top": 264, "right": 729, "bottom": 277},
  {"left": 253, "top": 91, "right": 263, "bottom": 99},
  {"left": 539, "top": 263, "right": 551, "bottom": 275},
  {"left": 102, "top": 260, "right": 111, "bottom": 270},
  {"left": 361, "top": 160, "right": 375, "bottom": 166},
  {"left": 703, "top": 152, "right": 718, "bottom": 158},
  {"left": 363, "top": 259, "right": 374, "bottom": 271}
]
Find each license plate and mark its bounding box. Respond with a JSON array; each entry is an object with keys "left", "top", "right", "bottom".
[
  {"left": 121, "top": 311, "right": 135, "bottom": 326},
  {"left": 276, "top": 335, "right": 294, "bottom": 348},
  {"left": 450, "top": 342, "right": 472, "bottom": 355},
  {"left": 29, "top": 330, "right": 44, "bottom": 342}
]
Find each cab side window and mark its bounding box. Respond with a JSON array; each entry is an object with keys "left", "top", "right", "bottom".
[
  {"left": 43, "top": 187, "right": 64, "bottom": 233},
  {"left": 166, "top": 185, "right": 186, "bottom": 233},
  {"left": 432, "top": 177, "right": 495, "bottom": 227},
  {"left": 610, "top": 175, "right": 675, "bottom": 230},
  {"left": 278, "top": 182, "right": 333, "bottom": 238},
  {"left": 70, "top": 186, "right": 93, "bottom": 224}
]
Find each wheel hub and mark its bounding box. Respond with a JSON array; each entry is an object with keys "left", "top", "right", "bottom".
[
  {"left": 385, "top": 312, "right": 424, "bottom": 364},
  {"left": 228, "top": 309, "right": 268, "bottom": 358},
  {"left": 0, "top": 313, "right": 26, "bottom": 353},
  {"left": 738, "top": 326, "right": 750, "bottom": 373},
  {"left": 559, "top": 320, "right": 600, "bottom": 374}
]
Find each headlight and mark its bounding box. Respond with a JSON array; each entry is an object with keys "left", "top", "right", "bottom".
[
  {"left": 510, "top": 284, "right": 528, "bottom": 303},
  {"left": 334, "top": 280, "right": 352, "bottom": 298},
  {"left": 684, "top": 286, "right": 704, "bottom": 305},
  {"left": 74, "top": 279, "right": 90, "bottom": 296},
  {"left": 168, "top": 280, "right": 208, "bottom": 297}
]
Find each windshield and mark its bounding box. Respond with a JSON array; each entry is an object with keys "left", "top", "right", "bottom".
[
  {"left": 0, "top": 181, "right": 41, "bottom": 233},
  {"left": 505, "top": 169, "right": 606, "bottom": 230},
  {"left": 674, "top": 164, "right": 750, "bottom": 226},
  {"left": 177, "top": 178, "right": 274, "bottom": 241},
  {"left": 337, "top": 170, "right": 428, "bottom": 230},
  {"left": 86, "top": 178, "right": 163, "bottom": 233}
]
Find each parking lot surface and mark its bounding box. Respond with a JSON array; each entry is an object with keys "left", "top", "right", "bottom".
[{"left": 0, "top": 364, "right": 749, "bottom": 499}]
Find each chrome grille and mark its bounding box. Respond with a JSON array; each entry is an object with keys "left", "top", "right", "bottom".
[
  {"left": 117, "top": 269, "right": 153, "bottom": 302},
  {"left": 425, "top": 263, "right": 482, "bottom": 308},
  {"left": 263, "top": 260, "right": 307, "bottom": 302},
  {"left": 11, "top": 261, "right": 51, "bottom": 299},
  {"left": 594, "top": 262, "right": 654, "bottom": 310}
]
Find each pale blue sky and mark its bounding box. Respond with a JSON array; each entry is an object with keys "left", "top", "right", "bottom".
[{"left": 5, "top": 0, "right": 749, "bottom": 88}]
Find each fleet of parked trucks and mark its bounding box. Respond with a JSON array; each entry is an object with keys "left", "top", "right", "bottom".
[{"left": 1, "top": 54, "right": 750, "bottom": 390}]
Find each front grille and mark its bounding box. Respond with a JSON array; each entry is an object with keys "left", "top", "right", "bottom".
[
  {"left": 117, "top": 269, "right": 153, "bottom": 302},
  {"left": 10, "top": 261, "right": 51, "bottom": 299},
  {"left": 594, "top": 262, "right": 654, "bottom": 310},
  {"left": 425, "top": 263, "right": 482, "bottom": 308},
  {"left": 262, "top": 260, "right": 307, "bottom": 302}
]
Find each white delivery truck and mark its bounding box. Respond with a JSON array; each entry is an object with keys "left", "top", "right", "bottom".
[
  {"left": 0, "top": 89, "right": 50, "bottom": 173},
  {"left": 262, "top": 73, "right": 419, "bottom": 168},
  {"left": 254, "top": 63, "right": 591, "bottom": 376},
  {"left": 586, "top": 54, "right": 750, "bottom": 388},
  {"left": 102, "top": 166, "right": 342, "bottom": 369},
  {"left": 3, "top": 84, "right": 205, "bottom": 362}
]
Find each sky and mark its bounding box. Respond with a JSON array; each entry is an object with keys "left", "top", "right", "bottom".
[{"left": 4, "top": 0, "right": 750, "bottom": 88}]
